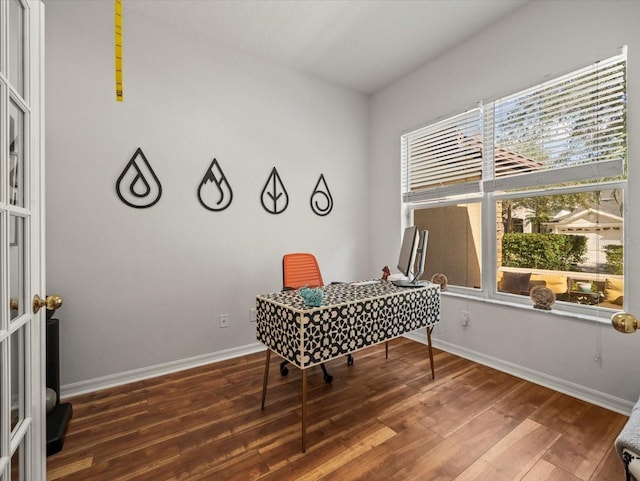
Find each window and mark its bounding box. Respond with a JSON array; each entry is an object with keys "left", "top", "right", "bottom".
[{"left": 403, "top": 49, "right": 627, "bottom": 312}]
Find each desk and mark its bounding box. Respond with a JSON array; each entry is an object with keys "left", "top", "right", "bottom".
[{"left": 256, "top": 280, "right": 440, "bottom": 452}]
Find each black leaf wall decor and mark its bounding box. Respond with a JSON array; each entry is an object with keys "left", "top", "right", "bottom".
[
  {"left": 310, "top": 174, "right": 333, "bottom": 216},
  {"left": 260, "top": 167, "right": 289, "bottom": 214},
  {"left": 116, "top": 147, "right": 162, "bottom": 208},
  {"left": 197, "top": 158, "right": 233, "bottom": 211}
]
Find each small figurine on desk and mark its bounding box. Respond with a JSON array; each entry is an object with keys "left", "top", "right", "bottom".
[{"left": 382, "top": 266, "right": 391, "bottom": 281}]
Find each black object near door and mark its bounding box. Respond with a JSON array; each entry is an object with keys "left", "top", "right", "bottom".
[{"left": 46, "top": 312, "right": 72, "bottom": 456}]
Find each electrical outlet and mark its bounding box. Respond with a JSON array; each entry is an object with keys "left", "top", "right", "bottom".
[
  {"left": 220, "top": 314, "right": 229, "bottom": 328},
  {"left": 462, "top": 311, "right": 470, "bottom": 327},
  {"left": 250, "top": 308, "right": 257, "bottom": 323}
]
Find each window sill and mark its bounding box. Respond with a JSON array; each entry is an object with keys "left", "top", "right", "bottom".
[{"left": 441, "top": 289, "right": 618, "bottom": 327}]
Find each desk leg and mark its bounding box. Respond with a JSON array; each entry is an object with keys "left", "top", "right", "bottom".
[
  {"left": 261, "top": 349, "right": 271, "bottom": 410},
  {"left": 426, "top": 326, "right": 435, "bottom": 379},
  {"left": 301, "top": 369, "right": 308, "bottom": 453}
]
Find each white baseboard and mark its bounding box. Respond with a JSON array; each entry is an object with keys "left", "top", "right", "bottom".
[
  {"left": 61, "top": 342, "right": 266, "bottom": 399},
  {"left": 62, "top": 336, "right": 634, "bottom": 416},
  {"left": 404, "top": 332, "right": 634, "bottom": 416}
]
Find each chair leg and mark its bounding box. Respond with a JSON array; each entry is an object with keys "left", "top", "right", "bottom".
[
  {"left": 279, "top": 360, "right": 289, "bottom": 376},
  {"left": 282, "top": 359, "right": 332, "bottom": 383},
  {"left": 320, "top": 363, "right": 333, "bottom": 383}
]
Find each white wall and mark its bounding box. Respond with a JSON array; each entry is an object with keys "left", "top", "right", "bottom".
[
  {"left": 45, "top": 1, "right": 369, "bottom": 388},
  {"left": 370, "top": 0, "right": 640, "bottom": 409}
]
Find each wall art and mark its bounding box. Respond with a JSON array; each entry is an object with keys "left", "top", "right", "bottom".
[
  {"left": 261, "top": 167, "right": 289, "bottom": 214},
  {"left": 310, "top": 174, "right": 333, "bottom": 216},
  {"left": 197, "top": 158, "right": 233, "bottom": 211},
  {"left": 116, "top": 147, "right": 162, "bottom": 208}
]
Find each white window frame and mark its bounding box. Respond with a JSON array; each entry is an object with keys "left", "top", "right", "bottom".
[{"left": 402, "top": 49, "right": 627, "bottom": 321}]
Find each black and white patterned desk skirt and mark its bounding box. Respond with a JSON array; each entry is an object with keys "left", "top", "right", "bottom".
[{"left": 256, "top": 281, "right": 440, "bottom": 369}]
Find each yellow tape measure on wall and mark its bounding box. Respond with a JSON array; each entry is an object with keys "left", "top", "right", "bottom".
[{"left": 115, "top": 0, "right": 123, "bottom": 101}]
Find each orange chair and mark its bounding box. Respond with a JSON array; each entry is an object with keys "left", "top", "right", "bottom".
[
  {"left": 282, "top": 253, "right": 324, "bottom": 290},
  {"left": 280, "top": 253, "right": 352, "bottom": 383}
]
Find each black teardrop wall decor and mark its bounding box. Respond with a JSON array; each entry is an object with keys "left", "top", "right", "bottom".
[
  {"left": 260, "top": 167, "right": 289, "bottom": 214},
  {"left": 116, "top": 147, "right": 162, "bottom": 208},
  {"left": 197, "top": 158, "right": 233, "bottom": 211},
  {"left": 310, "top": 174, "right": 333, "bottom": 216}
]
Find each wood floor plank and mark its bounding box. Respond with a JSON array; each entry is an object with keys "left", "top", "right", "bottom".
[
  {"left": 390, "top": 408, "right": 524, "bottom": 481},
  {"left": 453, "top": 419, "right": 561, "bottom": 481},
  {"left": 530, "top": 392, "right": 592, "bottom": 434},
  {"left": 588, "top": 443, "right": 627, "bottom": 481},
  {"left": 521, "top": 459, "right": 583, "bottom": 481},
  {"left": 542, "top": 403, "right": 628, "bottom": 480},
  {"left": 318, "top": 423, "right": 442, "bottom": 481},
  {"left": 46, "top": 338, "right": 629, "bottom": 481}
]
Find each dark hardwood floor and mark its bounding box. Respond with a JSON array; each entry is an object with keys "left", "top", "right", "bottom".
[{"left": 47, "top": 338, "right": 628, "bottom": 481}]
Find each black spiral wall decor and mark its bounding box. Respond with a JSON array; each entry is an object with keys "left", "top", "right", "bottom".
[
  {"left": 116, "top": 147, "right": 162, "bottom": 208},
  {"left": 310, "top": 174, "right": 333, "bottom": 216}
]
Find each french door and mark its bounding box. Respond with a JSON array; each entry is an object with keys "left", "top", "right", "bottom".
[{"left": 0, "top": 1, "right": 45, "bottom": 480}]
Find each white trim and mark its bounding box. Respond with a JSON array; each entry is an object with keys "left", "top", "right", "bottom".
[
  {"left": 62, "top": 333, "right": 634, "bottom": 419},
  {"left": 482, "top": 159, "right": 624, "bottom": 193},
  {"left": 61, "top": 342, "right": 267, "bottom": 399},
  {"left": 403, "top": 331, "right": 634, "bottom": 416}
]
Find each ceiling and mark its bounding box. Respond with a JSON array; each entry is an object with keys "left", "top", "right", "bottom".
[{"left": 126, "top": 0, "right": 530, "bottom": 95}]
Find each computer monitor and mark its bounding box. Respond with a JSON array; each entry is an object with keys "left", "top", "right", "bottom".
[
  {"left": 394, "top": 227, "right": 429, "bottom": 287},
  {"left": 396, "top": 226, "right": 418, "bottom": 278}
]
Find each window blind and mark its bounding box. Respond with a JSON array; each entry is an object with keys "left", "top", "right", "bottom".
[
  {"left": 402, "top": 108, "right": 482, "bottom": 202},
  {"left": 483, "top": 52, "right": 626, "bottom": 192}
]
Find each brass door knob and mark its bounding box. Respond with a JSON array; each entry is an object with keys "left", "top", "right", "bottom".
[
  {"left": 10, "top": 298, "right": 19, "bottom": 310},
  {"left": 33, "top": 294, "right": 63, "bottom": 314},
  {"left": 611, "top": 312, "right": 639, "bottom": 334}
]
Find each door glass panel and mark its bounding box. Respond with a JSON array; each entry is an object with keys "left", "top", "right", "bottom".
[
  {"left": 0, "top": 87, "right": 3, "bottom": 200},
  {"left": 10, "top": 437, "right": 25, "bottom": 481},
  {"left": 9, "top": 326, "right": 25, "bottom": 434},
  {"left": 9, "top": 101, "right": 25, "bottom": 207},
  {"left": 9, "top": 216, "right": 25, "bottom": 321},
  {"left": 1, "top": 212, "right": 4, "bottom": 328},
  {"left": 9, "top": 0, "right": 25, "bottom": 98},
  {"left": 0, "top": 343, "right": 3, "bottom": 440}
]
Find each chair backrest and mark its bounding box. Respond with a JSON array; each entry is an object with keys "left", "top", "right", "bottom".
[{"left": 282, "top": 253, "right": 324, "bottom": 290}]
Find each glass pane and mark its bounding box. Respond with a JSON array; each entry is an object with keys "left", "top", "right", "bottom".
[
  {"left": 10, "top": 326, "right": 25, "bottom": 434},
  {"left": 9, "top": 101, "right": 25, "bottom": 207},
  {"left": 496, "top": 189, "right": 624, "bottom": 309},
  {"left": 414, "top": 202, "right": 482, "bottom": 288},
  {"left": 9, "top": 216, "right": 25, "bottom": 321},
  {"left": 0, "top": 213, "right": 4, "bottom": 329},
  {"left": 9, "top": 0, "right": 25, "bottom": 97},
  {"left": 9, "top": 326, "right": 26, "bottom": 431},
  {"left": 0, "top": 343, "right": 3, "bottom": 448},
  {"left": 0, "top": 87, "right": 3, "bottom": 201},
  {"left": 10, "top": 437, "right": 25, "bottom": 481}
]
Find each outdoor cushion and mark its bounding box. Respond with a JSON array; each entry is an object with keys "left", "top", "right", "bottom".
[
  {"left": 500, "top": 272, "right": 531, "bottom": 294},
  {"left": 530, "top": 274, "right": 568, "bottom": 294},
  {"left": 604, "top": 277, "right": 623, "bottom": 305}
]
